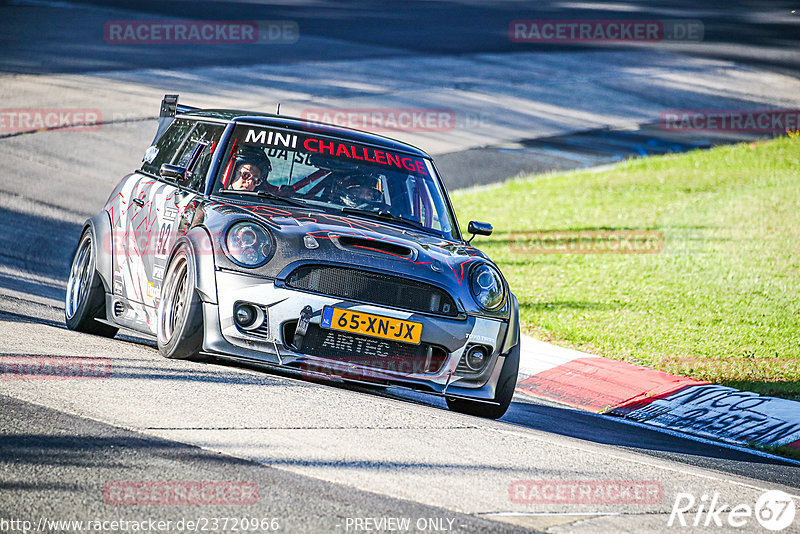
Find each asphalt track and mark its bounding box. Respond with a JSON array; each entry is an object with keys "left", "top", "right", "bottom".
[
  {"left": 5, "top": 0, "right": 800, "bottom": 76},
  {"left": 1, "top": 1, "right": 800, "bottom": 533}
]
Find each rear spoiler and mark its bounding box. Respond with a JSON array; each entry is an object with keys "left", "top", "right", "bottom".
[{"left": 151, "top": 94, "right": 199, "bottom": 144}]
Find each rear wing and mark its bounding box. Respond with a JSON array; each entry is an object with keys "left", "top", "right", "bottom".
[{"left": 151, "top": 94, "right": 199, "bottom": 144}]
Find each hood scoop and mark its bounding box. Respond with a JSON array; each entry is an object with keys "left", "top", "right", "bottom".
[{"left": 335, "top": 235, "right": 416, "bottom": 260}]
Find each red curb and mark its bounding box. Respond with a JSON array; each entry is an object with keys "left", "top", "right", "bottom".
[
  {"left": 516, "top": 357, "right": 707, "bottom": 413},
  {"left": 787, "top": 440, "right": 800, "bottom": 451}
]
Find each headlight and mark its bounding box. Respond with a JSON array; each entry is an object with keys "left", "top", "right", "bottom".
[
  {"left": 224, "top": 221, "right": 272, "bottom": 267},
  {"left": 469, "top": 263, "right": 505, "bottom": 310}
]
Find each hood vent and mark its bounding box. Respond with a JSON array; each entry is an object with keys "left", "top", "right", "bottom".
[{"left": 336, "top": 235, "right": 415, "bottom": 260}]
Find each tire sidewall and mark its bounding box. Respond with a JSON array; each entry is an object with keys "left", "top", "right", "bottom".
[
  {"left": 65, "top": 229, "right": 105, "bottom": 331},
  {"left": 494, "top": 342, "right": 520, "bottom": 409},
  {"left": 446, "top": 343, "right": 520, "bottom": 419},
  {"left": 157, "top": 247, "right": 203, "bottom": 359}
]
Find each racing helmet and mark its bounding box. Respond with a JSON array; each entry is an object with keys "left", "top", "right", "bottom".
[
  {"left": 334, "top": 173, "right": 384, "bottom": 208},
  {"left": 227, "top": 146, "right": 272, "bottom": 189}
]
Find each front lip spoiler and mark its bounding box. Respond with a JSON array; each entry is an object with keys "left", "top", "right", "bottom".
[{"left": 198, "top": 350, "right": 501, "bottom": 406}]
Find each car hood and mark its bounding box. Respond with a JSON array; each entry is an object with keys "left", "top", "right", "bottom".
[{"left": 204, "top": 201, "right": 494, "bottom": 292}]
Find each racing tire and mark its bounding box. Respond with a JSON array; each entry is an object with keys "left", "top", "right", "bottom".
[
  {"left": 446, "top": 343, "right": 519, "bottom": 420},
  {"left": 65, "top": 229, "right": 118, "bottom": 338},
  {"left": 157, "top": 247, "right": 204, "bottom": 360}
]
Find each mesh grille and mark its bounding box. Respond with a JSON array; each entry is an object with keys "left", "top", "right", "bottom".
[{"left": 285, "top": 265, "right": 458, "bottom": 316}]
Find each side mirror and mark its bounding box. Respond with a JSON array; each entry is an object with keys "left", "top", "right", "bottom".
[
  {"left": 160, "top": 163, "right": 187, "bottom": 182},
  {"left": 467, "top": 221, "right": 493, "bottom": 243}
]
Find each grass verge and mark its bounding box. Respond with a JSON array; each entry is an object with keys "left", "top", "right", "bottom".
[{"left": 452, "top": 135, "right": 800, "bottom": 400}]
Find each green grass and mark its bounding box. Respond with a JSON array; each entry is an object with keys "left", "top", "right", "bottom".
[
  {"left": 755, "top": 443, "right": 800, "bottom": 462},
  {"left": 452, "top": 135, "right": 800, "bottom": 400}
]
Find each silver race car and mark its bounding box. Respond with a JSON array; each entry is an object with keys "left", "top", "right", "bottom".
[{"left": 66, "top": 95, "right": 520, "bottom": 418}]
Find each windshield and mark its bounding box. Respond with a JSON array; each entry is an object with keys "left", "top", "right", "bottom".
[{"left": 211, "top": 124, "right": 459, "bottom": 239}]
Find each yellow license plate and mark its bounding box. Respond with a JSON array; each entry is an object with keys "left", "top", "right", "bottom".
[{"left": 321, "top": 306, "right": 422, "bottom": 345}]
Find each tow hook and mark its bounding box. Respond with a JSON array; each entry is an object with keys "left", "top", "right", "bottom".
[{"left": 294, "top": 305, "right": 313, "bottom": 350}]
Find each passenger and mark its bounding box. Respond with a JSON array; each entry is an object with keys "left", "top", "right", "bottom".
[{"left": 333, "top": 174, "right": 384, "bottom": 208}]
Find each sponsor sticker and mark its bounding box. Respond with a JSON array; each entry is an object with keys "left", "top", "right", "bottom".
[{"left": 242, "top": 128, "right": 429, "bottom": 175}]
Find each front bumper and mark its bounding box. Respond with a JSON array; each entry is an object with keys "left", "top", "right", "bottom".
[{"left": 202, "top": 270, "right": 514, "bottom": 402}]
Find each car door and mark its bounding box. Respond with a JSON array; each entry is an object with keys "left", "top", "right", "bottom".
[
  {"left": 112, "top": 118, "right": 194, "bottom": 332},
  {"left": 144, "top": 121, "right": 226, "bottom": 327}
]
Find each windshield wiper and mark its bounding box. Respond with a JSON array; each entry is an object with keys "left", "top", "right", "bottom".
[
  {"left": 217, "top": 189, "right": 308, "bottom": 208},
  {"left": 340, "top": 207, "right": 426, "bottom": 230}
]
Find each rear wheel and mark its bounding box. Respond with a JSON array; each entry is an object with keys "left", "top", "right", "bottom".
[
  {"left": 446, "top": 343, "right": 519, "bottom": 419},
  {"left": 65, "top": 229, "right": 118, "bottom": 337},
  {"left": 157, "top": 247, "right": 204, "bottom": 360}
]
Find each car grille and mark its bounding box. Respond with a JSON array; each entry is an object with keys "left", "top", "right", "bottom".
[
  {"left": 287, "top": 323, "right": 447, "bottom": 374},
  {"left": 285, "top": 264, "right": 458, "bottom": 317}
]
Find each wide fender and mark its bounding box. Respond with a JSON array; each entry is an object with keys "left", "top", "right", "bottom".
[
  {"left": 168, "top": 226, "right": 218, "bottom": 304},
  {"left": 84, "top": 213, "right": 113, "bottom": 294},
  {"left": 500, "top": 292, "right": 520, "bottom": 354}
]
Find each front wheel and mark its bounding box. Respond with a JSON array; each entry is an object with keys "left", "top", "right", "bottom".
[
  {"left": 446, "top": 343, "right": 520, "bottom": 419},
  {"left": 65, "top": 229, "right": 118, "bottom": 337},
  {"left": 157, "top": 247, "right": 204, "bottom": 360}
]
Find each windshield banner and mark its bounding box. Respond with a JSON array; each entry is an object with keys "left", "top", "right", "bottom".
[{"left": 242, "top": 128, "right": 429, "bottom": 175}]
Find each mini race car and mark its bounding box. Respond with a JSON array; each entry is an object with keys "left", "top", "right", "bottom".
[{"left": 66, "top": 95, "right": 520, "bottom": 418}]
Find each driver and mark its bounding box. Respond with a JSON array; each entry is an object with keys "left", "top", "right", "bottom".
[
  {"left": 227, "top": 147, "right": 272, "bottom": 191},
  {"left": 333, "top": 174, "right": 384, "bottom": 208},
  {"left": 229, "top": 162, "right": 263, "bottom": 191}
]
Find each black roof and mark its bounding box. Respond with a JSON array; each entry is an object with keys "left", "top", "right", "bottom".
[{"left": 179, "top": 109, "right": 431, "bottom": 158}]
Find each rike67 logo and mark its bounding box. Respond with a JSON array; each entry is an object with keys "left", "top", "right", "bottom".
[{"left": 669, "top": 490, "right": 796, "bottom": 531}]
